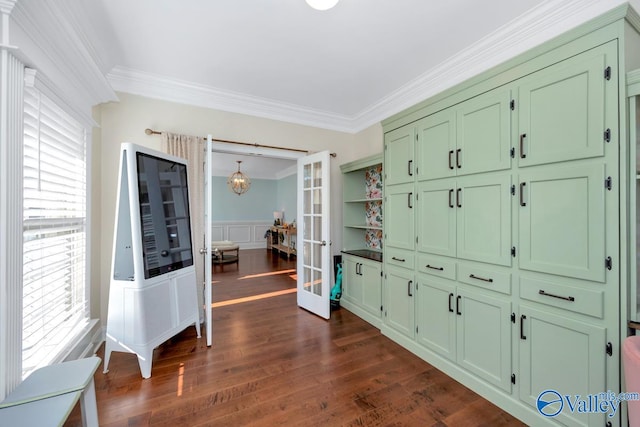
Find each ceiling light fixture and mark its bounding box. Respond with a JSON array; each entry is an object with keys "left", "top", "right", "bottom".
[
  {"left": 305, "top": 0, "right": 339, "bottom": 11},
  {"left": 227, "top": 161, "right": 251, "bottom": 195}
]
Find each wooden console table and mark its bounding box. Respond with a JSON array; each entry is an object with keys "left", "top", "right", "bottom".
[{"left": 269, "top": 226, "right": 297, "bottom": 259}]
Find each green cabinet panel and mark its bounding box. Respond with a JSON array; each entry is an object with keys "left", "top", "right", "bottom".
[
  {"left": 456, "top": 288, "right": 512, "bottom": 392},
  {"left": 456, "top": 87, "right": 512, "bottom": 176},
  {"left": 384, "top": 265, "right": 415, "bottom": 339},
  {"left": 342, "top": 255, "right": 362, "bottom": 306},
  {"left": 416, "top": 179, "right": 456, "bottom": 257},
  {"left": 416, "top": 274, "right": 456, "bottom": 361},
  {"left": 518, "top": 304, "right": 606, "bottom": 427},
  {"left": 517, "top": 42, "right": 616, "bottom": 167},
  {"left": 416, "top": 109, "right": 456, "bottom": 181},
  {"left": 457, "top": 174, "right": 512, "bottom": 267},
  {"left": 518, "top": 163, "right": 605, "bottom": 282},
  {"left": 384, "top": 125, "right": 415, "bottom": 185},
  {"left": 343, "top": 254, "right": 382, "bottom": 320},
  {"left": 385, "top": 183, "right": 415, "bottom": 250},
  {"left": 361, "top": 258, "right": 382, "bottom": 317}
]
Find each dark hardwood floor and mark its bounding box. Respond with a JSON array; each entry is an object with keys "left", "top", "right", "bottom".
[{"left": 66, "top": 249, "right": 525, "bottom": 426}]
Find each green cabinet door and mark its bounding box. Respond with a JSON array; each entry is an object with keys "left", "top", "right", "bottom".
[
  {"left": 416, "top": 274, "right": 456, "bottom": 361},
  {"left": 385, "top": 183, "right": 415, "bottom": 250},
  {"left": 385, "top": 124, "right": 415, "bottom": 185},
  {"left": 518, "top": 163, "right": 605, "bottom": 282},
  {"left": 416, "top": 179, "right": 456, "bottom": 257},
  {"left": 384, "top": 265, "right": 415, "bottom": 339},
  {"left": 456, "top": 288, "right": 512, "bottom": 392},
  {"left": 518, "top": 304, "right": 606, "bottom": 427},
  {"left": 456, "top": 86, "right": 512, "bottom": 176},
  {"left": 342, "top": 254, "right": 362, "bottom": 306},
  {"left": 456, "top": 174, "right": 512, "bottom": 267},
  {"left": 361, "top": 258, "right": 382, "bottom": 318},
  {"left": 517, "top": 41, "right": 616, "bottom": 167},
  {"left": 416, "top": 109, "right": 456, "bottom": 181}
]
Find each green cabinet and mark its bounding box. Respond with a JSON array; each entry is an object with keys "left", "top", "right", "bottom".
[
  {"left": 416, "top": 274, "right": 513, "bottom": 393},
  {"left": 416, "top": 173, "right": 511, "bottom": 267},
  {"left": 342, "top": 254, "right": 382, "bottom": 323},
  {"left": 415, "top": 86, "right": 511, "bottom": 182},
  {"left": 385, "top": 183, "right": 415, "bottom": 250},
  {"left": 416, "top": 275, "right": 456, "bottom": 360},
  {"left": 517, "top": 42, "right": 616, "bottom": 167},
  {"left": 518, "top": 304, "right": 606, "bottom": 426},
  {"left": 384, "top": 125, "right": 415, "bottom": 185},
  {"left": 456, "top": 87, "right": 512, "bottom": 176},
  {"left": 379, "top": 11, "right": 634, "bottom": 426},
  {"left": 384, "top": 265, "right": 415, "bottom": 340},
  {"left": 518, "top": 163, "right": 605, "bottom": 282},
  {"left": 416, "top": 109, "right": 456, "bottom": 181}
]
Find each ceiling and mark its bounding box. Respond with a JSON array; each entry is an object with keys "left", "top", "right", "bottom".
[{"left": 81, "top": 0, "right": 635, "bottom": 132}]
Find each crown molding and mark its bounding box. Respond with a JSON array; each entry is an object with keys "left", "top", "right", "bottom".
[
  {"left": 10, "top": 0, "right": 117, "bottom": 122},
  {"left": 107, "top": 0, "right": 629, "bottom": 134},
  {"left": 108, "top": 66, "right": 355, "bottom": 133},
  {"left": 354, "top": 0, "right": 629, "bottom": 132}
]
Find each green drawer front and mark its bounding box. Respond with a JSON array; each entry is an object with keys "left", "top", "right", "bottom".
[
  {"left": 417, "top": 254, "right": 456, "bottom": 281},
  {"left": 519, "top": 275, "right": 604, "bottom": 319},
  {"left": 458, "top": 263, "right": 511, "bottom": 295},
  {"left": 386, "top": 247, "right": 415, "bottom": 270}
]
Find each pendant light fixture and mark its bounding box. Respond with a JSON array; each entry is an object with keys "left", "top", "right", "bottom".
[
  {"left": 227, "top": 161, "right": 251, "bottom": 195},
  {"left": 305, "top": 0, "right": 339, "bottom": 11}
]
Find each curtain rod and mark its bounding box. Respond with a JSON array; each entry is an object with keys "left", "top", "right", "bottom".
[{"left": 144, "top": 128, "right": 336, "bottom": 157}]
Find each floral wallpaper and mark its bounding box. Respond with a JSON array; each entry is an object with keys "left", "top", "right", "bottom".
[
  {"left": 365, "top": 229, "right": 383, "bottom": 250},
  {"left": 365, "top": 164, "right": 383, "bottom": 199},
  {"left": 364, "top": 163, "right": 383, "bottom": 250}
]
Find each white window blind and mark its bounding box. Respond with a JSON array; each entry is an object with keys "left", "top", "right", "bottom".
[{"left": 22, "top": 86, "right": 89, "bottom": 378}]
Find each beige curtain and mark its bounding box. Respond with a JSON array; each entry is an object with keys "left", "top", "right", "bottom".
[{"left": 162, "top": 132, "right": 206, "bottom": 323}]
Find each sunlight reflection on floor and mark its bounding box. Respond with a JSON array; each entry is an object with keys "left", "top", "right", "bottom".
[{"left": 212, "top": 288, "right": 297, "bottom": 308}]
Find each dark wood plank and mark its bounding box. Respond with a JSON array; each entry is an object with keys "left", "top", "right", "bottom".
[{"left": 64, "top": 249, "right": 526, "bottom": 426}]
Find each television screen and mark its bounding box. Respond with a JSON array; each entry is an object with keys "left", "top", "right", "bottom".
[{"left": 136, "top": 152, "right": 193, "bottom": 279}]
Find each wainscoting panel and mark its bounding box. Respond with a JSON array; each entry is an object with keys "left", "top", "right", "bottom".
[{"left": 211, "top": 221, "right": 271, "bottom": 249}]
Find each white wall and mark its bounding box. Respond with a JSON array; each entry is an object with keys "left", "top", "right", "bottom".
[{"left": 95, "top": 92, "right": 383, "bottom": 325}]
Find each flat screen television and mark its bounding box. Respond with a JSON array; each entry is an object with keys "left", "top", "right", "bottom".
[{"left": 136, "top": 151, "right": 193, "bottom": 279}]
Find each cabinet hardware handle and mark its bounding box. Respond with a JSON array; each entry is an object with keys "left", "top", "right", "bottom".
[
  {"left": 520, "top": 133, "right": 527, "bottom": 158},
  {"left": 448, "top": 150, "right": 454, "bottom": 170},
  {"left": 426, "top": 265, "right": 444, "bottom": 271},
  {"left": 408, "top": 280, "right": 413, "bottom": 297},
  {"left": 456, "top": 148, "right": 462, "bottom": 169},
  {"left": 538, "top": 290, "right": 575, "bottom": 302},
  {"left": 355, "top": 263, "right": 360, "bottom": 275},
  {"left": 519, "top": 182, "right": 526, "bottom": 207},
  {"left": 448, "top": 189, "right": 454, "bottom": 208},
  {"left": 456, "top": 295, "right": 462, "bottom": 315},
  {"left": 520, "top": 315, "right": 527, "bottom": 340},
  {"left": 448, "top": 293, "right": 454, "bottom": 313},
  {"left": 408, "top": 192, "right": 413, "bottom": 209},
  {"left": 408, "top": 160, "right": 413, "bottom": 176},
  {"left": 391, "top": 257, "right": 405, "bottom": 262},
  {"left": 456, "top": 188, "right": 462, "bottom": 208},
  {"left": 469, "top": 274, "right": 493, "bottom": 283}
]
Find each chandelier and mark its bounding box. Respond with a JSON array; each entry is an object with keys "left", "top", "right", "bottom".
[
  {"left": 227, "top": 161, "right": 251, "bottom": 195},
  {"left": 305, "top": 0, "right": 339, "bottom": 11}
]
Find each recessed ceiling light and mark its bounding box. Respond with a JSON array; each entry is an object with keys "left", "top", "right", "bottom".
[{"left": 305, "top": 0, "right": 339, "bottom": 11}]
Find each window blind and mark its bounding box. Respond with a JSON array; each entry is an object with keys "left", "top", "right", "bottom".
[{"left": 22, "top": 86, "right": 89, "bottom": 378}]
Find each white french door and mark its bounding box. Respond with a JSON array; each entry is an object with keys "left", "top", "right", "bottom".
[
  {"left": 204, "top": 135, "right": 213, "bottom": 346},
  {"left": 297, "top": 151, "right": 331, "bottom": 319}
]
